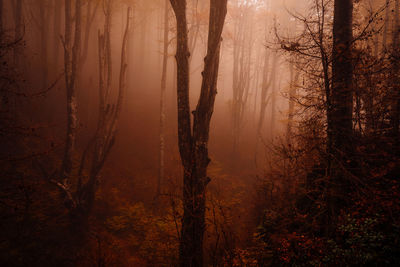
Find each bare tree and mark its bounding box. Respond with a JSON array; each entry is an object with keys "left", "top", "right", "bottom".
[
  {"left": 52, "top": 0, "right": 62, "bottom": 72},
  {"left": 53, "top": 1, "right": 131, "bottom": 229},
  {"left": 169, "top": 0, "right": 227, "bottom": 265}
]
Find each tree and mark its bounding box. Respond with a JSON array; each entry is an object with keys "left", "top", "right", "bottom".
[
  {"left": 158, "top": 0, "right": 169, "bottom": 197},
  {"left": 330, "top": 0, "right": 353, "bottom": 157},
  {"left": 60, "top": 0, "right": 82, "bottom": 183},
  {"left": 286, "top": 62, "right": 299, "bottom": 145},
  {"left": 390, "top": 0, "right": 399, "bottom": 146},
  {"left": 13, "top": 0, "right": 23, "bottom": 65},
  {"left": 231, "top": 2, "right": 254, "bottom": 156},
  {"left": 52, "top": 0, "right": 62, "bottom": 73},
  {"left": 169, "top": 0, "right": 227, "bottom": 265},
  {"left": 53, "top": 0, "right": 131, "bottom": 231},
  {"left": 80, "top": 0, "right": 100, "bottom": 68},
  {"left": 0, "top": 0, "right": 3, "bottom": 34}
]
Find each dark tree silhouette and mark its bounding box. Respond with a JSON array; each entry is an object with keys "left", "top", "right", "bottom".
[{"left": 169, "top": 0, "right": 227, "bottom": 265}]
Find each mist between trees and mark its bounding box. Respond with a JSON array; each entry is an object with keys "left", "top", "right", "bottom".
[{"left": 1, "top": 0, "right": 399, "bottom": 266}]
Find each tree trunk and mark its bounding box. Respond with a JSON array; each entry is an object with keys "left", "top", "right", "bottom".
[
  {"left": 391, "top": 0, "right": 399, "bottom": 147},
  {"left": 157, "top": 0, "right": 169, "bottom": 197},
  {"left": 328, "top": 0, "right": 354, "bottom": 224},
  {"left": 257, "top": 50, "right": 276, "bottom": 136},
  {"left": 0, "top": 0, "right": 3, "bottom": 34},
  {"left": 286, "top": 63, "right": 299, "bottom": 145},
  {"left": 169, "top": 0, "right": 227, "bottom": 265},
  {"left": 61, "top": 0, "right": 81, "bottom": 181},
  {"left": 52, "top": 0, "right": 61, "bottom": 72},
  {"left": 68, "top": 3, "right": 130, "bottom": 227},
  {"left": 331, "top": 0, "right": 353, "bottom": 156},
  {"left": 269, "top": 62, "right": 278, "bottom": 140},
  {"left": 231, "top": 5, "right": 253, "bottom": 157},
  {"left": 38, "top": 0, "right": 49, "bottom": 89},
  {"left": 13, "top": 0, "right": 23, "bottom": 65},
  {"left": 382, "top": 0, "right": 390, "bottom": 52},
  {"left": 80, "top": 0, "right": 99, "bottom": 69}
]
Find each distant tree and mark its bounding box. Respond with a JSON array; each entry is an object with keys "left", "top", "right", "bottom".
[
  {"left": 169, "top": 0, "right": 227, "bottom": 265},
  {"left": 390, "top": 0, "right": 399, "bottom": 145},
  {"left": 60, "top": 0, "right": 82, "bottom": 186},
  {"left": 157, "top": 0, "right": 169, "bottom": 197},
  {"left": 231, "top": 2, "right": 254, "bottom": 156},
  {"left": 0, "top": 0, "right": 3, "bottom": 34},
  {"left": 13, "top": 0, "right": 23, "bottom": 65},
  {"left": 52, "top": 0, "right": 62, "bottom": 73},
  {"left": 286, "top": 62, "right": 299, "bottom": 145},
  {"left": 80, "top": 0, "right": 100, "bottom": 69}
]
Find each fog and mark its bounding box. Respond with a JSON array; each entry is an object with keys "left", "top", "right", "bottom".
[{"left": 1, "top": 0, "right": 399, "bottom": 265}]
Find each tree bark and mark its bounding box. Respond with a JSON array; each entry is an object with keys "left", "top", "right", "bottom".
[
  {"left": 382, "top": 0, "right": 390, "bottom": 52},
  {"left": 169, "top": 0, "right": 227, "bottom": 265},
  {"left": 328, "top": 0, "right": 354, "bottom": 226},
  {"left": 331, "top": 0, "right": 353, "bottom": 156}
]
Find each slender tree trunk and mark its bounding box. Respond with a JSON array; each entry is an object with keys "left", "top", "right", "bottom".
[
  {"left": 257, "top": 50, "right": 276, "bottom": 136},
  {"left": 391, "top": 0, "right": 399, "bottom": 146},
  {"left": 169, "top": 0, "right": 227, "bottom": 265},
  {"left": 286, "top": 63, "right": 299, "bottom": 145},
  {"left": 157, "top": 0, "right": 169, "bottom": 197},
  {"left": 269, "top": 61, "right": 278, "bottom": 140},
  {"left": 331, "top": 0, "right": 353, "bottom": 155},
  {"left": 328, "top": 0, "right": 353, "bottom": 224},
  {"left": 188, "top": 0, "right": 200, "bottom": 66},
  {"left": 13, "top": 0, "right": 23, "bottom": 65},
  {"left": 383, "top": 0, "right": 390, "bottom": 52},
  {"left": 39, "top": 1, "right": 49, "bottom": 89},
  {"left": 0, "top": 0, "right": 3, "bottom": 34},
  {"left": 139, "top": 6, "right": 148, "bottom": 70},
  {"left": 61, "top": 0, "right": 81, "bottom": 181},
  {"left": 52, "top": 0, "right": 61, "bottom": 72},
  {"left": 80, "top": 0, "right": 99, "bottom": 68},
  {"left": 231, "top": 6, "right": 253, "bottom": 156},
  {"left": 71, "top": 3, "right": 131, "bottom": 226}
]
